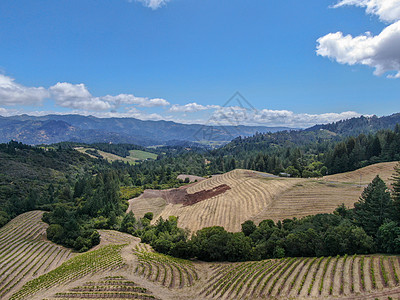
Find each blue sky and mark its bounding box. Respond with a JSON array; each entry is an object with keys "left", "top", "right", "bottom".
[{"left": 0, "top": 0, "right": 400, "bottom": 127}]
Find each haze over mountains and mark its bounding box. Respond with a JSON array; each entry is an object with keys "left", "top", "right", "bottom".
[
  {"left": 0, "top": 114, "right": 294, "bottom": 146},
  {"left": 0, "top": 112, "right": 400, "bottom": 146}
]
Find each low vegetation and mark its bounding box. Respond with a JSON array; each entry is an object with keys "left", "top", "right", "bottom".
[
  {"left": 201, "top": 254, "right": 400, "bottom": 298},
  {"left": 10, "top": 244, "right": 125, "bottom": 300}
]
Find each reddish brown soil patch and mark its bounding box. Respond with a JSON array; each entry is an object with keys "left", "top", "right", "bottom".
[
  {"left": 137, "top": 183, "right": 231, "bottom": 206},
  {"left": 183, "top": 184, "right": 231, "bottom": 206}
]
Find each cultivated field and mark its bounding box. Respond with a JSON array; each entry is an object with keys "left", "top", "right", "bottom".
[
  {"left": 201, "top": 254, "right": 400, "bottom": 299},
  {"left": 2, "top": 212, "right": 400, "bottom": 299},
  {"left": 128, "top": 162, "right": 399, "bottom": 232},
  {"left": 0, "top": 211, "right": 73, "bottom": 299},
  {"left": 75, "top": 147, "right": 157, "bottom": 164}
]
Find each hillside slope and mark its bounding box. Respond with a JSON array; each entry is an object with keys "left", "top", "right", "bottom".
[
  {"left": 0, "top": 211, "right": 73, "bottom": 299},
  {"left": 128, "top": 162, "right": 398, "bottom": 232},
  {"left": 3, "top": 212, "right": 400, "bottom": 299}
]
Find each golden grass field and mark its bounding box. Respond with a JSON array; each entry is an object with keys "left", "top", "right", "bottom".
[
  {"left": 3, "top": 212, "right": 400, "bottom": 300},
  {"left": 128, "top": 162, "right": 399, "bottom": 233}
]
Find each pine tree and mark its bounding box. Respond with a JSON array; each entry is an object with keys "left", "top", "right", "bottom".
[
  {"left": 354, "top": 175, "right": 393, "bottom": 237},
  {"left": 392, "top": 163, "right": 400, "bottom": 222}
]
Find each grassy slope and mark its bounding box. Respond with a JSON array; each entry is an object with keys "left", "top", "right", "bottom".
[{"left": 128, "top": 162, "right": 399, "bottom": 232}]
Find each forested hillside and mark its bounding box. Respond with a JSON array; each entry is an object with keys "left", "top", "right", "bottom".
[
  {"left": 1, "top": 118, "right": 400, "bottom": 259},
  {"left": 307, "top": 113, "right": 400, "bottom": 136},
  {"left": 0, "top": 141, "right": 187, "bottom": 250},
  {"left": 137, "top": 124, "right": 400, "bottom": 179}
]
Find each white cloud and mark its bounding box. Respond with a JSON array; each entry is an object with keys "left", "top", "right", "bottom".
[
  {"left": 102, "top": 94, "right": 169, "bottom": 107},
  {"left": 134, "top": 0, "right": 170, "bottom": 10},
  {"left": 169, "top": 102, "right": 220, "bottom": 113},
  {"left": 253, "top": 110, "right": 362, "bottom": 127},
  {"left": 49, "top": 82, "right": 112, "bottom": 111},
  {"left": 333, "top": 0, "right": 400, "bottom": 22},
  {"left": 0, "top": 74, "right": 365, "bottom": 128},
  {"left": 0, "top": 75, "right": 49, "bottom": 106},
  {"left": 317, "top": 21, "right": 400, "bottom": 78},
  {"left": 0, "top": 107, "right": 8, "bottom": 115},
  {"left": 210, "top": 107, "right": 361, "bottom": 128},
  {"left": 318, "top": 1, "right": 400, "bottom": 78},
  {"left": 49, "top": 82, "right": 169, "bottom": 111}
]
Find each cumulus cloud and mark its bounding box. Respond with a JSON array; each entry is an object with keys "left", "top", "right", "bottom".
[
  {"left": 49, "top": 82, "right": 112, "bottom": 111},
  {"left": 49, "top": 82, "right": 169, "bottom": 111},
  {"left": 209, "top": 107, "right": 361, "bottom": 128},
  {"left": 169, "top": 103, "right": 220, "bottom": 113},
  {"left": 0, "top": 107, "right": 8, "bottom": 115},
  {"left": 134, "top": 0, "right": 170, "bottom": 10},
  {"left": 317, "top": 21, "right": 400, "bottom": 78},
  {"left": 333, "top": 0, "right": 400, "bottom": 22},
  {"left": 318, "top": 0, "right": 400, "bottom": 78},
  {"left": 0, "top": 74, "right": 364, "bottom": 128},
  {"left": 102, "top": 94, "right": 169, "bottom": 107},
  {"left": 253, "top": 110, "right": 361, "bottom": 127},
  {"left": 0, "top": 74, "right": 49, "bottom": 106}
]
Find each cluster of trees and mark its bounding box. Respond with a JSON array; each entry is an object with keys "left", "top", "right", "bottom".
[
  {"left": 0, "top": 141, "right": 112, "bottom": 227},
  {"left": 131, "top": 125, "right": 400, "bottom": 181},
  {"left": 204, "top": 125, "right": 400, "bottom": 178},
  {"left": 128, "top": 165, "right": 400, "bottom": 261},
  {"left": 325, "top": 126, "right": 400, "bottom": 173},
  {"left": 42, "top": 170, "right": 127, "bottom": 251}
]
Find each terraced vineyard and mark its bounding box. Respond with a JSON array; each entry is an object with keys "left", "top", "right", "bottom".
[
  {"left": 201, "top": 255, "right": 400, "bottom": 299},
  {"left": 3, "top": 212, "right": 400, "bottom": 299},
  {"left": 52, "top": 276, "right": 159, "bottom": 299},
  {"left": 0, "top": 211, "right": 73, "bottom": 299},
  {"left": 11, "top": 244, "right": 125, "bottom": 299},
  {"left": 134, "top": 243, "right": 199, "bottom": 289}
]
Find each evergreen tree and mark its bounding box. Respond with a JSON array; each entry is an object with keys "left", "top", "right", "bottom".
[
  {"left": 392, "top": 163, "right": 400, "bottom": 222},
  {"left": 354, "top": 175, "right": 393, "bottom": 237}
]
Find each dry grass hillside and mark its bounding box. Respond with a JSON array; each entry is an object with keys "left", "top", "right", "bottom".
[
  {"left": 128, "top": 162, "right": 399, "bottom": 232},
  {"left": 323, "top": 161, "right": 398, "bottom": 185}
]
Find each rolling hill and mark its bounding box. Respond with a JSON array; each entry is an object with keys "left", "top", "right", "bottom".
[
  {"left": 2, "top": 211, "right": 400, "bottom": 299},
  {"left": 128, "top": 162, "right": 399, "bottom": 233},
  {"left": 307, "top": 113, "right": 400, "bottom": 136},
  {"left": 0, "top": 114, "right": 293, "bottom": 146}
]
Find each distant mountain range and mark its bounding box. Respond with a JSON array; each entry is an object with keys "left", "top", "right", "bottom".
[
  {"left": 1, "top": 113, "right": 399, "bottom": 146},
  {"left": 0, "top": 114, "right": 294, "bottom": 146}
]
